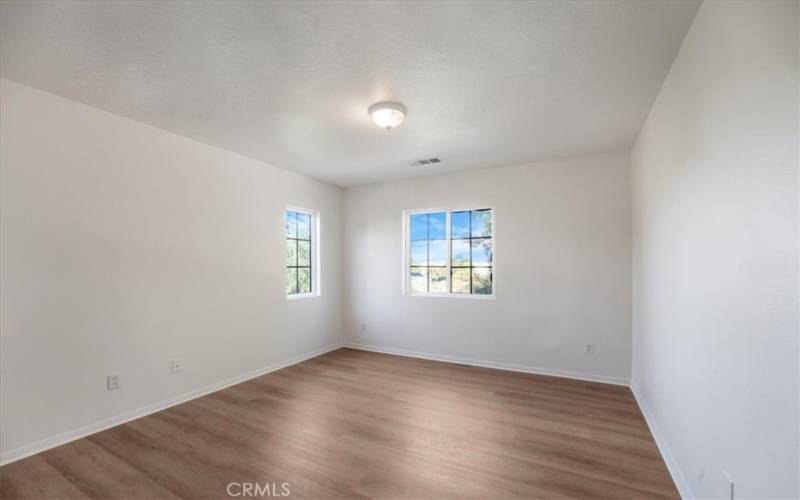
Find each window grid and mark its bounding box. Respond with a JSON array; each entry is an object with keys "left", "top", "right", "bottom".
[
  {"left": 450, "top": 209, "right": 493, "bottom": 294},
  {"left": 407, "top": 208, "right": 493, "bottom": 296},
  {"left": 286, "top": 236, "right": 311, "bottom": 294},
  {"left": 410, "top": 213, "right": 446, "bottom": 293},
  {"left": 286, "top": 210, "right": 313, "bottom": 296}
]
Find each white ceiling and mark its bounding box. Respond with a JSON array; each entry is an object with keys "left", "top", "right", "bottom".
[{"left": 1, "top": 1, "right": 699, "bottom": 186}]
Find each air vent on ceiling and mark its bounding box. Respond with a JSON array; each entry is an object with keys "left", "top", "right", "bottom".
[{"left": 407, "top": 157, "right": 442, "bottom": 166}]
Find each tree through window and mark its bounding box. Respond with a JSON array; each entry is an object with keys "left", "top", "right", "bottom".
[
  {"left": 286, "top": 209, "right": 315, "bottom": 296},
  {"left": 407, "top": 209, "right": 493, "bottom": 296}
]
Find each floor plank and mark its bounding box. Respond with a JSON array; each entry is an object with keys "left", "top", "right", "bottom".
[{"left": 0, "top": 348, "right": 678, "bottom": 499}]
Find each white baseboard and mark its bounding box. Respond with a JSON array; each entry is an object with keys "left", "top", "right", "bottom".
[
  {"left": 630, "top": 381, "right": 693, "bottom": 500},
  {"left": 3, "top": 340, "right": 686, "bottom": 500},
  {"left": 344, "top": 342, "right": 630, "bottom": 386},
  {"left": 344, "top": 344, "right": 688, "bottom": 497},
  {"left": 0, "top": 342, "right": 344, "bottom": 466}
]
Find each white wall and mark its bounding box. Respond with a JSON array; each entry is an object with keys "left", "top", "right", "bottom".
[
  {"left": 0, "top": 78, "right": 343, "bottom": 460},
  {"left": 631, "top": 1, "right": 799, "bottom": 498},
  {"left": 343, "top": 151, "right": 632, "bottom": 383}
]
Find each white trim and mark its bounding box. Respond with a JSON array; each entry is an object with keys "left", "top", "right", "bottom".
[
  {"left": 287, "top": 292, "right": 318, "bottom": 301},
  {"left": 0, "top": 342, "right": 343, "bottom": 466},
  {"left": 2, "top": 339, "right": 682, "bottom": 500},
  {"left": 405, "top": 293, "right": 496, "bottom": 300},
  {"left": 402, "top": 206, "right": 495, "bottom": 298},
  {"left": 286, "top": 205, "right": 321, "bottom": 299},
  {"left": 345, "top": 342, "right": 629, "bottom": 386},
  {"left": 630, "top": 380, "right": 693, "bottom": 500}
]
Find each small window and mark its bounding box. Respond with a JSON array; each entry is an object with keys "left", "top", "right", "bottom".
[
  {"left": 405, "top": 208, "right": 494, "bottom": 297},
  {"left": 286, "top": 208, "right": 319, "bottom": 298}
]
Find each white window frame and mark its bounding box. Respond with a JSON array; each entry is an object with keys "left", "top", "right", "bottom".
[
  {"left": 402, "top": 206, "right": 496, "bottom": 299},
  {"left": 286, "top": 205, "right": 321, "bottom": 300}
]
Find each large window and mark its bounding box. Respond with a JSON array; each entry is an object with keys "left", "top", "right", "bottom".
[
  {"left": 405, "top": 208, "right": 494, "bottom": 297},
  {"left": 286, "top": 208, "right": 318, "bottom": 298}
]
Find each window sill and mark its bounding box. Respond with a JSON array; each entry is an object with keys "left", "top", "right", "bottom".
[
  {"left": 405, "top": 292, "right": 495, "bottom": 300},
  {"left": 287, "top": 293, "right": 320, "bottom": 301}
]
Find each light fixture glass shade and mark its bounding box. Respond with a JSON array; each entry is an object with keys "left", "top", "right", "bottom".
[{"left": 369, "top": 102, "right": 407, "bottom": 130}]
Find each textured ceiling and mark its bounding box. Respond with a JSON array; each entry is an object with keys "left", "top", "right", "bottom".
[{"left": 1, "top": 1, "right": 699, "bottom": 186}]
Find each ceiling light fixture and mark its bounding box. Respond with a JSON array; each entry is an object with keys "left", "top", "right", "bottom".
[{"left": 369, "top": 101, "right": 407, "bottom": 131}]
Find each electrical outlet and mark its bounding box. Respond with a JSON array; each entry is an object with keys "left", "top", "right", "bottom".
[
  {"left": 171, "top": 358, "right": 184, "bottom": 373},
  {"left": 584, "top": 343, "right": 595, "bottom": 354},
  {"left": 107, "top": 374, "right": 120, "bottom": 391},
  {"left": 360, "top": 322, "right": 366, "bottom": 332}
]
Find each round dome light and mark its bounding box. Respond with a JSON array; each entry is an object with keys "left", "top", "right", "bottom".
[{"left": 369, "top": 101, "right": 407, "bottom": 131}]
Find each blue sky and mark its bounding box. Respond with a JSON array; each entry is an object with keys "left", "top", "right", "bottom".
[{"left": 410, "top": 211, "right": 492, "bottom": 267}]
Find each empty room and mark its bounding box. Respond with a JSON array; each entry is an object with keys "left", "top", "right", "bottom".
[{"left": 0, "top": 1, "right": 798, "bottom": 499}]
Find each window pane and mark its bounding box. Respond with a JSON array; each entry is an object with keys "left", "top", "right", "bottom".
[
  {"left": 410, "top": 240, "right": 428, "bottom": 266},
  {"left": 472, "top": 268, "right": 492, "bottom": 295},
  {"left": 285, "top": 211, "right": 297, "bottom": 238},
  {"left": 286, "top": 267, "right": 298, "bottom": 295},
  {"left": 410, "top": 267, "right": 428, "bottom": 293},
  {"left": 298, "top": 268, "right": 311, "bottom": 294},
  {"left": 471, "top": 210, "right": 492, "bottom": 237},
  {"left": 297, "top": 213, "right": 311, "bottom": 240},
  {"left": 406, "top": 208, "right": 494, "bottom": 296},
  {"left": 410, "top": 214, "right": 428, "bottom": 241},
  {"left": 428, "top": 212, "right": 446, "bottom": 240},
  {"left": 286, "top": 209, "right": 316, "bottom": 297},
  {"left": 286, "top": 239, "right": 297, "bottom": 266},
  {"left": 429, "top": 267, "right": 447, "bottom": 293},
  {"left": 451, "top": 211, "right": 470, "bottom": 238},
  {"left": 429, "top": 240, "right": 446, "bottom": 266},
  {"left": 451, "top": 239, "right": 470, "bottom": 266},
  {"left": 451, "top": 268, "right": 470, "bottom": 294},
  {"left": 297, "top": 240, "right": 310, "bottom": 266},
  {"left": 471, "top": 238, "right": 492, "bottom": 266}
]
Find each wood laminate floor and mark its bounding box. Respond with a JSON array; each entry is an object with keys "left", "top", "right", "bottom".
[{"left": 0, "top": 348, "right": 678, "bottom": 499}]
